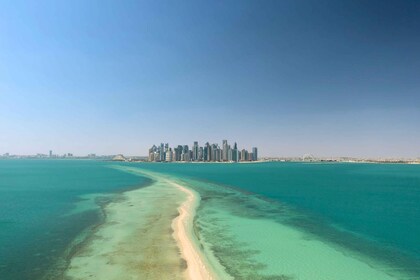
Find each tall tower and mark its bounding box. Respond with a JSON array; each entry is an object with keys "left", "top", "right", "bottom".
[
  {"left": 148, "top": 145, "right": 157, "bottom": 162},
  {"left": 160, "top": 143, "right": 165, "bottom": 162},
  {"left": 182, "top": 145, "right": 189, "bottom": 161},
  {"left": 198, "top": 147, "right": 203, "bottom": 161},
  {"left": 166, "top": 148, "right": 173, "bottom": 162},
  {"left": 232, "top": 142, "right": 239, "bottom": 162},
  {"left": 193, "top": 141, "right": 199, "bottom": 161},
  {"left": 205, "top": 142, "right": 211, "bottom": 161},
  {"left": 222, "top": 140, "right": 228, "bottom": 161},
  {"left": 252, "top": 147, "right": 258, "bottom": 161}
]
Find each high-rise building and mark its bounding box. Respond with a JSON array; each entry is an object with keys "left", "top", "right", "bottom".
[
  {"left": 166, "top": 148, "right": 173, "bottom": 162},
  {"left": 198, "top": 147, "right": 203, "bottom": 161},
  {"left": 216, "top": 147, "right": 221, "bottom": 162},
  {"left": 232, "top": 142, "right": 239, "bottom": 162},
  {"left": 205, "top": 142, "right": 211, "bottom": 161},
  {"left": 159, "top": 143, "right": 165, "bottom": 162},
  {"left": 193, "top": 141, "right": 199, "bottom": 161},
  {"left": 155, "top": 151, "right": 161, "bottom": 162},
  {"left": 182, "top": 145, "right": 189, "bottom": 161},
  {"left": 228, "top": 146, "right": 232, "bottom": 161},
  {"left": 49, "top": 150, "right": 53, "bottom": 157},
  {"left": 252, "top": 147, "right": 258, "bottom": 161},
  {"left": 175, "top": 145, "right": 183, "bottom": 161},
  {"left": 148, "top": 145, "right": 157, "bottom": 161},
  {"left": 222, "top": 140, "right": 228, "bottom": 161},
  {"left": 210, "top": 144, "right": 219, "bottom": 162},
  {"left": 241, "top": 149, "right": 248, "bottom": 161}
]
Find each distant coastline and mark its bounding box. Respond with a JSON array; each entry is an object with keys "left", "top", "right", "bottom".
[{"left": 1, "top": 156, "right": 419, "bottom": 164}]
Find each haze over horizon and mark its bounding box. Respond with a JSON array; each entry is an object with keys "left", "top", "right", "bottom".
[{"left": 1, "top": 1, "right": 419, "bottom": 158}]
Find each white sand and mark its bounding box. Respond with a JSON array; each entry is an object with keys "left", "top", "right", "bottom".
[{"left": 168, "top": 180, "right": 216, "bottom": 280}]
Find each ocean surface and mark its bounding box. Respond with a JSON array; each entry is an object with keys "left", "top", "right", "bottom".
[
  {"left": 1, "top": 160, "right": 420, "bottom": 279},
  {"left": 132, "top": 162, "right": 420, "bottom": 279},
  {"left": 0, "top": 160, "right": 148, "bottom": 280}
]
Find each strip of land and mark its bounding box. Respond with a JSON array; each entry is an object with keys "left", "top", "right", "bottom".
[{"left": 169, "top": 179, "right": 215, "bottom": 280}]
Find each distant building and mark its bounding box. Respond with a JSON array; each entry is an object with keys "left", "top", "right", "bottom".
[
  {"left": 222, "top": 140, "right": 228, "bottom": 161},
  {"left": 182, "top": 145, "right": 189, "bottom": 161},
  {"left": 193, "top": 141, "right": 199, "bottom": 161},
  {"left": 204, "top": 142, "right": 210, "bottom": 162},
  {"left": 159, "top": 143, "right": 165, "bottom": 162},
  {"left": 166, "top": 148, "right": 173, "bottom": 162},
  {"left": 241, "top": 149, "right": 248, "bottom": 161},
  {"left": 252, "top": 147, "right": 258, "bottom": 161},
  {"left": 175, "top": 145, "right": 183, "bottom": 161},
  {"left": 148, "top": 145, "right": 157, "bottom": 161},
  {"left": 198, "top": 147, "right": 203, "bottom": 161},
  {"left": 49, "top": 150, "right": 53, "bottom": 157},
  {"left": 112, "top": 154, "right": 126, "bottom": 161},
  {"left": 232, "top": 142, "right": 239, "bottom": 162}
]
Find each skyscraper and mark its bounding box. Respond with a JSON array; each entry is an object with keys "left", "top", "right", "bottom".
[
  {"left": 198, "top": 147, "right": 203, "bottom": 161},
  {"left": 206, "top": 142, "right": 213, "bottom": 161},
  {"left": 252, "top": 147, "right": 258, "bottom": 161},
  {"left": 228, "top": 146, "right": 232, "bottom": 161},
  {"left": 182, "top": 145, "right": 189, "bottom": 161},
  {"left": 176, "top": 145, "right": 183, "bottom": 161},
  {"left": 166, "top": 148, "right": 173, "bottom": 162},
  {"left": 159, "top": 143, "right": 165, "bottom": 162},
  {"left": 148, "top": 145, "right": 157, "bottom": 161},
  {"left": 202, "top": 142, "right": 208, "bottom": 161},
  {"left": 193, "top": 141, "right": 199, "bottom": 161},
  {"left": 241, "top": 149, "right": 248, "bottom": 161},
  {"left": 232, "top": 142, "right": 239, "bottom": 162},
  {"left": 222, "top": 140, "right": 228, "bottom": 161},
  {"left": 211, "top": 144, "right": 219, "bottom": 162}
]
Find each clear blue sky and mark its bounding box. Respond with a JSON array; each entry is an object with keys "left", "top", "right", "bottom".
[{"left": 1, "top": 0, "right": 419, "bottom": 157}]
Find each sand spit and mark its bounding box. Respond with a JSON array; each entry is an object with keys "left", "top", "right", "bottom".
[
  {"left": 169, "top": 180, "right": 216, "bottom": 280},
  {"left": 65, "top": 167, "right": 220, "bottom": 280}
]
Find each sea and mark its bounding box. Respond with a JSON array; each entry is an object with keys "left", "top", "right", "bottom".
[{"left": 1, "top": 160, "right": 419, "bottom": 279}]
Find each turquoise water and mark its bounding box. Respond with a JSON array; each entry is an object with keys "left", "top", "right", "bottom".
[
  {"left": 132, "top": 162, "right": 420, "bottom": 279},
  {"left": 1, "top": 160, "right": 420, "bottom": 279},
  {"left": 0, "top": 160, "right": 148, "bottom": 280}
]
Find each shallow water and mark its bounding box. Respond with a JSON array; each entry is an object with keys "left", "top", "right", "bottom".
[
  {"left": 131, "top": 162, "right": 420, "bottom": 279},
  {"left": 0, "top": 160, "right": 148, "bottom": 280},
  {"left": 1, "top": 160, "right": 420, "bottom": 279},
  {"left": 65, "top": 177, "right": 187, "bottom": 280}
]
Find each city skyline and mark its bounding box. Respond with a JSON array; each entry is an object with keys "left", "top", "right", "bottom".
[
  {"left": 1, "top": 1, "right": 419, "bottom": 158},
  {"left": 148, "top": 140, "right": 258, "bottom": 162}
]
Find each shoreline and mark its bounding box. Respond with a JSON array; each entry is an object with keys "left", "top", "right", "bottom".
[{"left": 169, "top": 179, "right": 217, "bottom": 280}]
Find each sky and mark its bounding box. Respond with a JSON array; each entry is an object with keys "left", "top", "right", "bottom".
[{"left": 0, "top": 0, "right": 419, "bottom": 158}]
